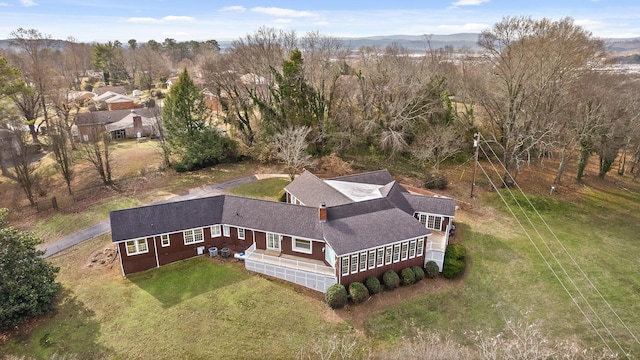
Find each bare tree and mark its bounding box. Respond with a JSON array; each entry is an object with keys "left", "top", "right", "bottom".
[
  {"left": 81, "top": 129, "right": 114, "bottom": 186},
  {"left": 7, "top": 126, "right": 40, "bottom": 206},
  {"left": 473, "top": 17, "right": 604, "bottom": 184},
  {"left": 273, "top": 126, "right": 312, "bottom": 181},
  {"left": 50, "top": 117, "right": 74, "bottom": 195},
  {"left": 9, "top": 28, "right": 55, "bottom": 143}
]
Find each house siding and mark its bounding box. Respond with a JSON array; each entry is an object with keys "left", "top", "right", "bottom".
[
  {"left": 340, "top": 256, "right": 424, "bottom": 285},
  {"left": 119, "top": 238, "right": 157, "bottom": 274}
]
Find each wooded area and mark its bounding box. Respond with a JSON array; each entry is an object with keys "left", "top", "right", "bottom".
[{"left": 1, "top": 16, "right": 640, "bottom": 207}]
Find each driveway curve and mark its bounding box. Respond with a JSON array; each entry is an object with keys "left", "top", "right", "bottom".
[{"left": 39, "top": 175, "right": 265, "bottom": 258}]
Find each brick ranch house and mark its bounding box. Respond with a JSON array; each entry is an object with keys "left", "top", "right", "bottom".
[{"left": 110, "top": 170, "right": 456, "bottom": 292}]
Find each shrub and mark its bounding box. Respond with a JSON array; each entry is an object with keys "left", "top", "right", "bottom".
[
  {"left": 412, "top": 266, "right": 425, "bottom": 281},
  {"left": 443, "top": 258, "right": 465, "bottom": 279},
  {"left": 364, "top": 276, "right": 381, "bottom": 295},
  {"left": 325, "top": 284, "right": 348, "bottom": 309},
  {"left": 424, "top": 261, "right": 440, "bottom": 279},
  {"left": 349, "top": 282, "right": 369, "bottom": 304},
  {"left": 401, "top": 267, "right": 416, "bottom": 286},
  {"left": 382, "top": 270, "right": 400, "bottom": 290},
  {"left": 446, "top": 243, "right": 467, "bottom": 261},
  {"left": 443, "top": 243, "right": 467, "bottom": 279},
  {"left": 424, "top": 172, "right": 448, "bottom": 190}
]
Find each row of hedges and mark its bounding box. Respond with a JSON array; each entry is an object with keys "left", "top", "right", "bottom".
[{"left": 325, "top": 261, "right": 442, "bottom": 309}]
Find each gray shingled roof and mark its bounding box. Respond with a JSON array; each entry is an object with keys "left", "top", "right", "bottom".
[
  {"left": 323, "top": 199, "right": 431, "bottom": 255},
  {"left": 76, "top": 108, "right": 157, "bottom": 126},
  {"left": 284, "top": 170, "right": 352, "bottom": 207},
  {"left": 110, "top": 195, "right": 225, "bottom": 242},
  {"left": 330, "top": 169, "right": 395, "bottom": 185},
  {"left": 220, "top": 196, "right": 323, "bottom": 239},
  {"left": 404, "top": 194, "right": 456, "bottom": 216}
]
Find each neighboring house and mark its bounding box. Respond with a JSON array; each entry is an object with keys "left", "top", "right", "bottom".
[
  {"left": 94, "top": 85, "right": 126, "bottom": 96},
  {"left": 93, "top": 91, "right": 139, "bottom": 111},
  {"left": 110, "top": 170, "right": 456, "bottom": 293},
  {"left": 75, "top": 108, "right": 159, "bottom": 141}
]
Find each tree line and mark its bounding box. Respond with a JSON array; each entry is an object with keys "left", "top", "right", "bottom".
[{"left": 2, "top": 16, "right": 640, "bottom": 208}]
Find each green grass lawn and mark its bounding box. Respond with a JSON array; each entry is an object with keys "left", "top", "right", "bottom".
[{"left": 2, "top": 163, "right": 640, "bottom": 358}]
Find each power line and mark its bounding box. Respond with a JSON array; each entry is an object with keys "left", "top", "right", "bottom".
[{"left": 474, "top": 134, "right": 634, "bottom": 357}]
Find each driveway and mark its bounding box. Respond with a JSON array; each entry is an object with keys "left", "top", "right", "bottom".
[{"left": 39, "top": 175, "right": 263, "bottom": 258}]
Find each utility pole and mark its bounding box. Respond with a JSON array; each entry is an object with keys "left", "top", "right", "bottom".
[{"left": 470, "top": 132, "right": 480, "bottom": 198}]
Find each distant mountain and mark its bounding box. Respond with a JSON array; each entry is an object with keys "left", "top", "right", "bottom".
[{"left": 2, "top": 34, "right": 640, "bottom": 56}]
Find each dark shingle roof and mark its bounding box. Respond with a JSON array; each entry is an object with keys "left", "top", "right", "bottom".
[
  {"left": 404, "top": 194, "right": 456, "bottom": 217},
  {"left": 76, "top": 108, "right": 157, "bottom": 126},
  {"left": 330, "top": 169, "right": 394, "bottom": 185},
  {"left": 284, "top": 170, "right": 352, "bottom": 207},
  {"left": 220, "top": 196, "right": 323, "bottom": 239},
  {"left": 110, "top": 195, "right": 225, "bottom": 242},
  {"left": 323, "top": 199, "right": 430, "bottom": 255}
]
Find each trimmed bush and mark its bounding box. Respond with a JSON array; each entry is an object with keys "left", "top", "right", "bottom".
[
  {"left": 364, "top": 276, "right": 381, "bottom": 295},
  {"left": 401, "top": 267, "right": 416, "bottom": 286},
  {"left": 325, "top": 284, "right": 348, "bottom": 309},
  {"left": 443, "top": 258, "right": 465, "bottom": 279},
  {"left": 349, "top": 282, "right": 370, "bottom": 304},
  {"left": 412, "top": 266, "right": 425, "bottom": 281},
  {"left": 424, "top": 261, "right": 440, "bottom": 279},
  {"left": 382, "top": 270, "right": 400, "bottom": 290},
  {"left": 446, "top": 243, "right": 467, "bottom": 261},
  {"left": 443, "top": 243, "right": 467, "bottom": 279}
]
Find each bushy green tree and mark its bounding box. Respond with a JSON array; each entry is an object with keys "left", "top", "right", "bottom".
[
  {"left": 163, "top": 68, "right": 235, "bottom": 170},
  {"left": 382, "top": 270, "right": 400, "bottom": 290},
  {"left": 364, "top": 276, "right": 381, "bottom": 295},
  {"left": 401, "top": 267, "right": 416, "bottom": 285},
  {"left": 424, "top": 261, "right": 440, "bottom": 279},
  {"left": 0, "top": 209, "right": 61, "bottom": 329}
]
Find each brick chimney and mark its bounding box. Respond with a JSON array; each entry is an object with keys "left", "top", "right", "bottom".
[{"left": 319, "top": 202, "right": 327, "bottom": 222}]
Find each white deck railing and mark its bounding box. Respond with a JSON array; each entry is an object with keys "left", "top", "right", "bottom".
[{"left": 245, "top": 244, "right": 335, "bottom": 276}]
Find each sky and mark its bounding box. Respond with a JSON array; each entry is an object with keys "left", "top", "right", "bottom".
[{"left": 0, "top": 0, "right": 639, "bottom": 43}]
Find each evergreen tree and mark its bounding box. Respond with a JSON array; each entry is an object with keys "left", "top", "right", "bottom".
[
  {"left": 0, "top": 209, "right": 61, "bottom": 330},
  {"left": 163, "top": 68, "right": 233, "bottom": 170}
]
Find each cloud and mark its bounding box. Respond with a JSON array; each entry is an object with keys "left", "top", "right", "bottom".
[
  {"left": 575, "top": 18, "right": 606, "bottom": 30},
  {"left": 451, "top": 0, "right": 489, "bottom": 6},
  {"left": 0, "top": 2, "right": 10, "bottom": 6},
  {"left": 20, "top": 0, "right": 37, "bottom": 7},
  {"left": 274, "top": 18, "right": 293, "bottom": 24},
  {"left": 123, "top": 16, "right": 196, "bottom": 24},
  {"left": 220, "top": 5, "right": 246, "bottom": 12},
  {"left": 251, "top": 7, "right": 316, "bottom": 18}
]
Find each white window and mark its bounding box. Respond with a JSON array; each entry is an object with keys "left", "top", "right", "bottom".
[
  {"left": 393, "top": 244, "right": 401, "bottom": 263},
  {"left": 376, "top": 248, "right": 384, "bottom": 267},
  {"left": 368, "top": 250, "right": 376, "bottom": 269},
  {"left": 341, "top": 257, "right": 349, "bottom": 276},
  {"left": 427, "top": 215, "right": 442, "bottom": 230},
  {"left": 211, "top": 225, "right": 221, "bottom": 237},
  {"left": 293, "top": 238, "right": 312, "bottom": 254},
  {"left": 359, "top": 252, "right": 367, "bottom": 271},
  {"left": 401, "top": 242, "right": 409, "bottom": 260},
  {"left": 125, "top": 238, "right": 148, "bottom": 256},
  {"left": 409, "top": 240, "right": 416, "bottom": 258},
  {"left": 419, "top": 214, "right": 428, "bottom": 226},
  {"left": 417, "top": 238, "right": 424, "bottom": 256},
  {"left": 161, "top": 234, "right": 170, "bottom": 247},
  {"left": 184, "top": 228, "right": 204, "bottom": 245},
  {"left": 385, "top": 246, "right": 393, "bottom": 265},
  {"left": 267, "top": 233, "right": 281, "bottom": 251},
  {"left": 351, "top": 254, "right": 358, "bottom": 274},
  {"left": 238, "top": 228, "right": 245, "bottom": 240},
  {"left": 223, "top": 225, "right": 230, "bottom": 237}
]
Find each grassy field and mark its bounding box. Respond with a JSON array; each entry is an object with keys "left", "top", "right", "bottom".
[{"left": 1, "top": 142, "right": 640, "bottom": 358}]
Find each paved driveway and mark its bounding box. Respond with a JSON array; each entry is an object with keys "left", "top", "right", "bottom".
[{"left": 39, "top": 175, "right": 260, "bottom": 258}]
